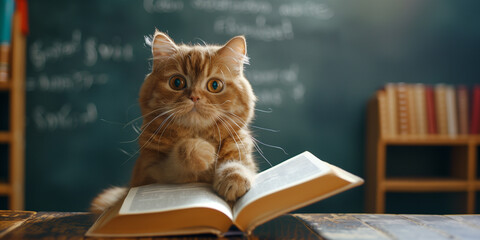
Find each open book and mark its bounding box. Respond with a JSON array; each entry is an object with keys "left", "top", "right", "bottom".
[{"left": 86, "top": 151, "right": 363, "bottom": 237}]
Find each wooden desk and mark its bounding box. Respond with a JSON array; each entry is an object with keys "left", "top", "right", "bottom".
[{"left": 1, "top": 211, "right": 479, "bottom": 239}]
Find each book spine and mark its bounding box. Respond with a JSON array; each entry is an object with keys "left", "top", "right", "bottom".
[
  {"left": 456, "top": 85, "right": 469, "bottom": 135},
  {"left": 414, "top": 84, "right": 428, "bottom": 135},
  {"left": 0, "top": 0, "right": 15, "bottom": 82},
  {"left": 425, "top": 86, "right": 437, "bottom": 134},
  {"left": 396, "top": 83, "right": 410, "bottom": 135},
  {"left": 435, "top": 84, "right": 448, "bottom": 135},
  {"left": 470, "top": 86, "right": 480, "bottom": 134},
  {"left": 445, "top": 85, "right": 458, "bottom": 137},
  {"left": 407, "top": 85, "right": 417, "bottom": 135},
  {"left": 385, "top": 83, "right": 397, "bottom": 137}
]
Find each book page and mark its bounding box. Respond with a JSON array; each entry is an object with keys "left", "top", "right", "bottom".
[
  {"left": 233, "top": 152, "right": 329, "bottom": 218},
  {"left": 119, "top": 183, "right": 233, "bottom": 220}
]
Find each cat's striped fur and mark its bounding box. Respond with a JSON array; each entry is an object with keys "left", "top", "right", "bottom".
[{"left": 91, "top": 31, "right": 257, "bottom": 213}]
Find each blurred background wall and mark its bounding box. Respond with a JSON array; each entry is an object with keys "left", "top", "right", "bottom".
[{"left": 22, "top": 0, "right": 480, "bottom": 212}]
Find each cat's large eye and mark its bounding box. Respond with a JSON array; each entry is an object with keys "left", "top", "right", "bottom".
[
  {"left": 169, "top": 75, "right": 186, "bottom": 90},
  {"left": 206, "top": 79, "right": 224, "bottom": 93}
]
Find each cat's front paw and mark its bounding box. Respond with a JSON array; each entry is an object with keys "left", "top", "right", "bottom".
[
  {"left": 176, "top": 138, "right": 216, "bottom": 172},
  {"left": 214, "top": 161, "right": 255, "bottom": 202}
]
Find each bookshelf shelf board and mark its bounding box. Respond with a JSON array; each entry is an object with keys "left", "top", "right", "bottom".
[
  {"left": 0, "top": 131, "right": 11, "bottom": 143},
  {"left": 382, "top": 136, "right": 471, "bottom": 146},
  {"left": 475, "top": 181, "right": 480, "bottom": 190},
  {"left": 0, "top": 81, "right": 11, "bottom": 91},
  {"left": 0, "top": 183, "right": 11, "bottom": 195},
  {"left": 383, "top": 178, "right": 469, "bottom": 192}
]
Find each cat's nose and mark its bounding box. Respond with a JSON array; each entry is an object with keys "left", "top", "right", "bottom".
[{"left": 189, "top": 96, "right": 200, "bottom": 102}]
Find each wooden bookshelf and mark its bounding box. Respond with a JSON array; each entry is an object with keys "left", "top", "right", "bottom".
[
  {"left": 366, "top": 91, "right": 480, "bottom": 214},
  {"left": 0, "top": 9, "right": 26, "bottom": 210}
]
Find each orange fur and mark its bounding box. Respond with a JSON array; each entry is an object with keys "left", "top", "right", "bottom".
[{"left": 91, "top": 31, "right": 257, "bottom": 212}]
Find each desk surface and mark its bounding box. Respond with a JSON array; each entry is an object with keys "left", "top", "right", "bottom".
[{"left": 0, "top": 211, "right": 480, "bottom": 239}]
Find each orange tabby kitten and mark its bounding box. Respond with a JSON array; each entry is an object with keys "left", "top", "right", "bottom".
[{"left": 91, "top": 31, "right": 257, "bottom": 213}]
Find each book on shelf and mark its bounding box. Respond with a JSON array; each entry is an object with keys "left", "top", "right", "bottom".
[
  {"left": 457, "top": 86, "right": 470, "bottom": 135},
  {"left": 86, "top": 151, "right": 363, "bottom": 237},
  {"left": 435, "top": 84, "right": 448, "bottom": 135},
  {"left": 413, "top": 84, "right": 428, "bottom": 135},
  {"left": 425, "top": 86, "right": 437, "bottom": 135},
  {"left": 0, "top": 0, "right": 14, "bottom": 82},
  {"left": 407, "top": 85, "right": 417, "bottom": 135},
  {"left": 377, "top": 83, "right": 480, "bottom": 138},
  {"left": 396, "top": 83, "right": 410, "bottom": 135},
  {"left": 445, "top": 86, "right": 458, "bottom": 136},
  {"left": 471, "top": 86, "right": 480, "bottom": 134}
]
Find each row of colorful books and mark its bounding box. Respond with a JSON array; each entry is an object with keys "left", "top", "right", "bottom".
[
  {"left": 0, "top": 0, "right": 27, "bottom": 83},
  {"left": 377, "top": 83, "right": 480, "bottom": 137}
]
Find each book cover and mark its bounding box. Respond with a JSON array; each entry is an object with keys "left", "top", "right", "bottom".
[
  {"left": 425, "top": 86, "right": 437, "bottom": 134},
  {"left": 435, "top": 84, "right": 448, "bottom": 135},
  {"left": 470, "top": 86, "right": 480, "bottom": 134},
  {"left": 86, "top": 151, "right": 363, "bottom": 237},
  {"left": 457, "top": 85, "right": 469, "bottom": 135},
  {"left": 445, "top": 85, "right": 458, "bottom": 137},
  {"left": 396, "top": 83, "right": 410, "bottom": 135},
  {"left": 407, "top": 84, "right": 418, "bottom": 135},
  {"left": 413, "top": 84, "right": 428, "bottom": 135}
]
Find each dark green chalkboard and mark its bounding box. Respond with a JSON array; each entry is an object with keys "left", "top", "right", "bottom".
[{"left": 26, "top": 0, "right": 480, "bottom": 212}]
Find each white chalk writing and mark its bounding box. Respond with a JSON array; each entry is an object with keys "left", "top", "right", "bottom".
[
  {"left": 246, "top": 65, "right": 304, "bottom": 106},
  {"left": 84, "top": 37, "right": 134, "bottom": 66},
  {"left": 214, "top": 16, "right": 293, "bottom": 42},
  {"left": 26, "top": 71, "right": 109, "bottom": 92},
  {"left": 191, "top": 0, "right": 272, "bottom": 14},
  {"left": 29, "top": 30, "right": 82, "bottom": 71},
  {"left": 32, "top": 103, "right": 98, "bottom": 131},
  {"left": 29, "top": 30, "right": 134, "bottom": 70},
  {"left": 143, "top": 0, "right": 184, "bottom": 13},
  {"left": 279, "top": 2, "right": 334, "bottom": 19}
]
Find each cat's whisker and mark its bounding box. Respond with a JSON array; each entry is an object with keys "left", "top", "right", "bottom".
[
  {"left": 252, "top": 143, "right": 273, "bottom": 167},
  {"left": 219, "top": 112, "right": 277, "bottom": 166},
  {"left": 221, "top": 115, "right": 257, "bottom": 162},
  {"left": 123, "top": 108, "right": 169, "bottom": 129},
  {"left": 132, "top": 123, "right": 141, "bottom": 135},
  {"left": 221, "top": 110, "right": 280, "bottom": 133},
  {"left": 138, "top": 111, "right": 177, "bottom": 155},
  {"left": 208, "top": 115, "right": 222, "bottom": 171},
  {"left": 118, "top": 148, "right": 133, "bottom": 158},
  {"left": 252, "top": 136, "right": 288, "bottom": 155},
  {"left": 123, "top": 111, "right": 177, "bottom": 162},
  {"left": 250, "top": 125, "right": 280, "bottom": 133},
  {"left": 218, "top": 115, "right": 250, "bottom": 161},
  {"left": 120, "top": 109, "right": 175, "bottom": 144},
  {"left": 157, "top": 113, "right": 178, "bottom": 142},
  {"left": 222, "top": 112, "right": 247, "bottom": 128},
  {"left": 210, "top": 100, "right": 232, "bottom": 106},
  {"left": 217, "top": 116, "right": 243, "bottom": 162},
  {"left": 254, "top": 107, "right": 273, "bottom": 113}
]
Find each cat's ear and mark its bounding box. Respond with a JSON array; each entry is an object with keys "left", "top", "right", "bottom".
[
  {"left": 151, "top": 30, "right": 177, "bottom": 58},
  {"left": 217, "top": 36, "right": 249, "bottom": 71}
]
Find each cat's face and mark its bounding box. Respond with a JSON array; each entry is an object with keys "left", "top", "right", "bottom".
[{"left": 139, "top": 31, "right": 256, "bottom": 130}]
